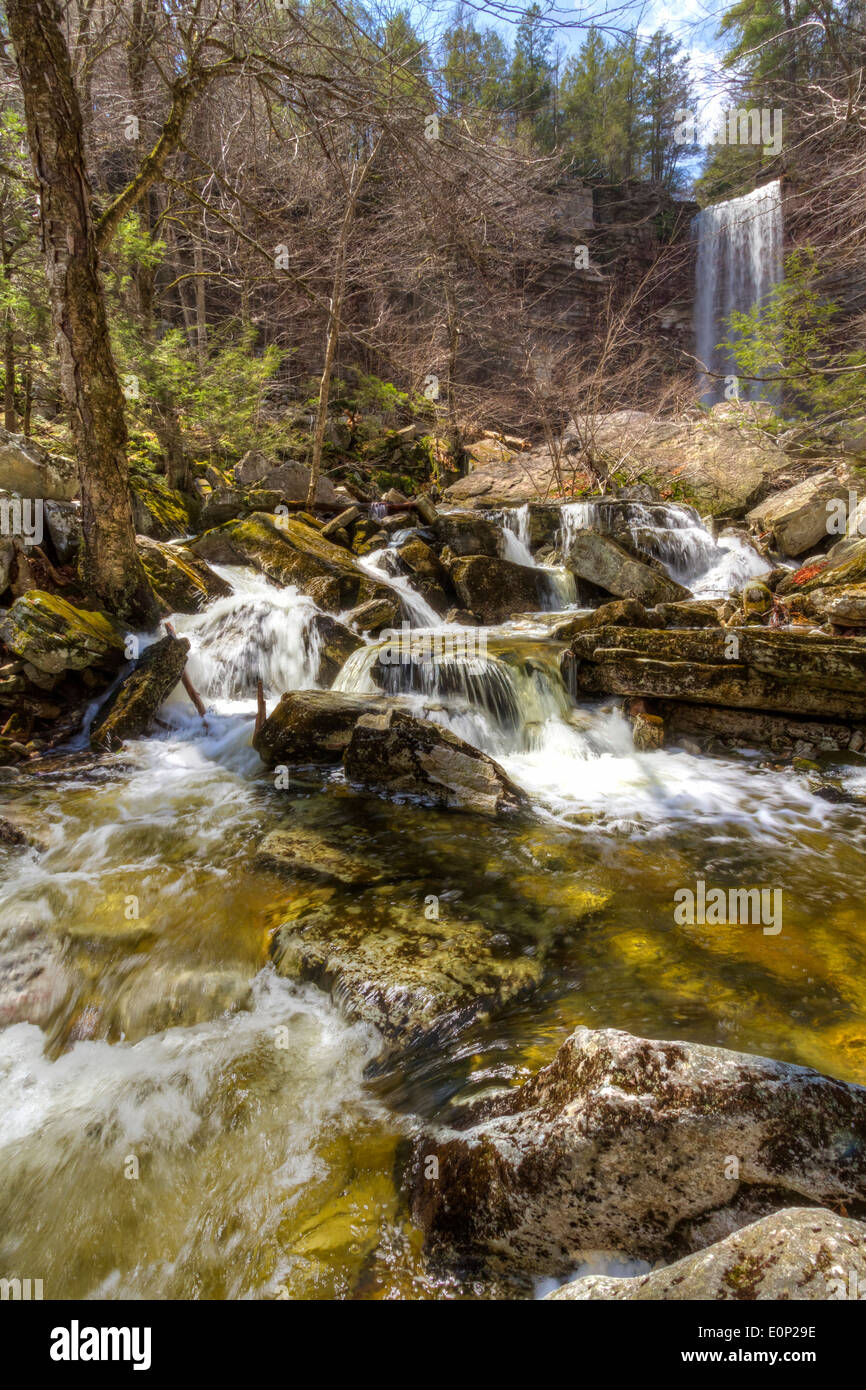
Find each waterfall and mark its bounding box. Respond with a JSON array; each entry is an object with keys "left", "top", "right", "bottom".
[{"left": 692, "top": 180, "right": 783, "bottom": 404}]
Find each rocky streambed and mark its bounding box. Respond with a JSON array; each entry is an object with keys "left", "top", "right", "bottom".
[{"left": 2, "top": 463, "right": 866, "bottom": 1299}]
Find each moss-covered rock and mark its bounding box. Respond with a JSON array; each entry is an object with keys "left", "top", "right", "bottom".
[
  {"left": 90, "top": 634, "right": 189, "bottom": 750},
  {"left": 0, "top": 591, "right": 126, "bottom": 675},
  {"left": 190, "top": 512, "right": 388, "bottom": 608},
  {"left": 130, "top": 472, "right": 192, "bottom": 540},
  {"left": 137, "top": 536, "right": 232, "bottom": 615}
]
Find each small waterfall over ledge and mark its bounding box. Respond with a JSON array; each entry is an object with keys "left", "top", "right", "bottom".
[{"left": 692, "top": 180, "right": 783, "bottom": 404}]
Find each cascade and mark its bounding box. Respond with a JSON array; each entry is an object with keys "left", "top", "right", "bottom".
[{"left": 692, "top": 180, "right": 783, "bottom": 404}]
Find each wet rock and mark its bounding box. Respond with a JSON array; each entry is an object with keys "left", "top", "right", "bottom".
[
  {"left": 90, "top": 634, "right": 189, "bottom": 750},
  {"left": 255, "top": 828, "right": 384, "bottom": 886},
  {"left": 547, "top": 1209, "right": 866, "bottom": 1301},
  {"left": 307, "top": 612, "right": 364, "bottom": 686},
  {"left": 551, "top": 598, "right": 651, "bottom": 641},
  {"left": 445, "top": 607, "right": 482, "bottom": 626},
  {"left": 0, "top": 591, "right": 126, "bottom": 675},
  {"left": 253, "top": 689, "right": 406, "bottom": 766},
  {"left": 271, "top": 893, "right": 544, "bottom": 1049},
  {"left": 0, "top": 429, "right": 77, "bottom": 500},
  {"left": 345, "top": 596, "right": 403, "bottom": 634},
  {"left": 397, "top": 538, "right": 454, "bottom": 614},
  {"left": 564, "top": 531, "right": 689, "bottom": 606},
  {"left": 137, "top": 536, "right": 232, "bottom": 615},
  {"left": 410, "top": 1027, "right": 866, "bottom": 1274},
  {"left": 632, "top": 710, "right": 664, "bottom": 750},
  {"left": 433, "top": 513, "right": 503, "bottom": 558},
  {"left": 190, "top": 513, "right": 386, "bottom": 608},
  {"left": 746, "top": 472, "right": 842, "bottom": 557},
  {"left": 779, "top": 537, "right": 866, "bottom": 596},
  {"left": 0, "top": 930, "right": 67, "bottom": 1027},
  {"left": 448, "top": 555, "right": 548, "bottom": 624},
  {"left": 343, "top": 707, "right": 527, "bottom": 816},
  {"left": 113, "top": 964, "right": 253, "bottom": 1041}
]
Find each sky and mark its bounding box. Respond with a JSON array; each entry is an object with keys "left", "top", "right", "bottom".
[{"left": 411, "top": 0, "right": 737, "bottom": 135}]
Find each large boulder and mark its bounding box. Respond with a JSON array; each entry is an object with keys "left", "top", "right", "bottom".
[
  {"left": 746, "top": 471, "right": 843, "bottom": 557},
  {"left": 190, "top": 513, "right": 387, "bottom": 608},
  {"left": 410, "top": 1027, "right": 866, "bottom": 1274},
  {"left": 43, "top": 500, "right": 82, "bottom": 563},
  {"left": 447, "top": 554, "right": 548, "bottom": 623},
  {"left": 433, "top": 513, "right": 503, "bottom": 557},
  {"left": 547, "top": 1208, "right": 866, "bottom": 1301},
  {"left": 564, "top": 531, "right": 689, "bottom": 605},
  {"left": 0, "top": 429, "right": 77, "bottom": 500},
  {"left": 90, "top": 634, "right": 189, "bottom": 750},
  {"left": 253, "top": 690, "right": 406, "bottom": 766},
  {"left": 137, "top": 536, "right": 232, "bottom": 615},
  {"left": 0, "top": 591, "right": 126, "bottom": 675},
  {"left": 550, "top": 598, "right": 651, "bottom": 641},
  {"left": 779, "top": 537, "right": 866, "bottom": 596},
  {"left": 342, "top": 707, "right": 526, "bottom": 816},
  {"left": 345, "top": 595, "right": 403, "bottom": 635}
]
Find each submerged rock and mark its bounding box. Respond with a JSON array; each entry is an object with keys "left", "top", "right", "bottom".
[
  {"left": 255, "top": 828, "right": 384, "bottom": 886},
  {"left": 90, "top": 634, "right": 189, "bottom": 750},
  {"left": 547, "top": 1208, "right": 866, "bottom": 1300},
  {"left": 113, "top": 964, "right": 253, "bottom": 1041},
  {"left": 0, "top": 591, "right": 126, "bottom": 675},
  {"left": 447, "top": 555, "right": 547, "bottom": 624},
  {"left": 137, "top": 536, "right": 232, "bottom": 615},
  {"left": 271, "top": 893, "right": 544, "bottom": 1049},
  {"left": 343, "top": 708, "right": 527, "bottom": 816},
  {"left": 409, "top": 1027, "right": 866, "bottom": 1274},
  {"left": 564, "top": 531, "right": 689, "bottom": 606}
]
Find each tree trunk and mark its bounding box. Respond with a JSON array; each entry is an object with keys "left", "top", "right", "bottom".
[{"left": 7, "top": 0, "right": 157, "bottom": 625}]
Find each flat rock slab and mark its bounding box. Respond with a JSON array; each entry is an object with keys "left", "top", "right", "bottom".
[
  {"left": 254, "top": 828, "right": 384, "bottom": 886},
  {"left": 253, "top": 690, "right": 413, "bottom": 765},
  {"left": 270, "top": 895, "right": 545, "bottom": 1049},
  {"left": 409, "top": 1027, "right": 866, "bottom": 1274},
  {"left": 547, "top": 1208, "right": 866, "bottom": 1300}
]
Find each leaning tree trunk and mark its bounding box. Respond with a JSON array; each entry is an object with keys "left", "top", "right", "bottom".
[{"left": 7, "top": 0, "right": 157, "bottom": 625}]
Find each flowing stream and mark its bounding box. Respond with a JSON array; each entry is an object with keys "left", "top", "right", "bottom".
[{"left": 2, "top": 499, "right": 866, "bottom": 1300}]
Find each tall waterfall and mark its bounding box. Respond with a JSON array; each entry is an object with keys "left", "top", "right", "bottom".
[{"left": 692, "top": 180, "right": 783, "bottom": 404}]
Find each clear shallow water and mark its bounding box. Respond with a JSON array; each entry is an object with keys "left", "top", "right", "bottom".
[{"left": 1, "top": 506, "right": 864, "bottom": 1300}]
